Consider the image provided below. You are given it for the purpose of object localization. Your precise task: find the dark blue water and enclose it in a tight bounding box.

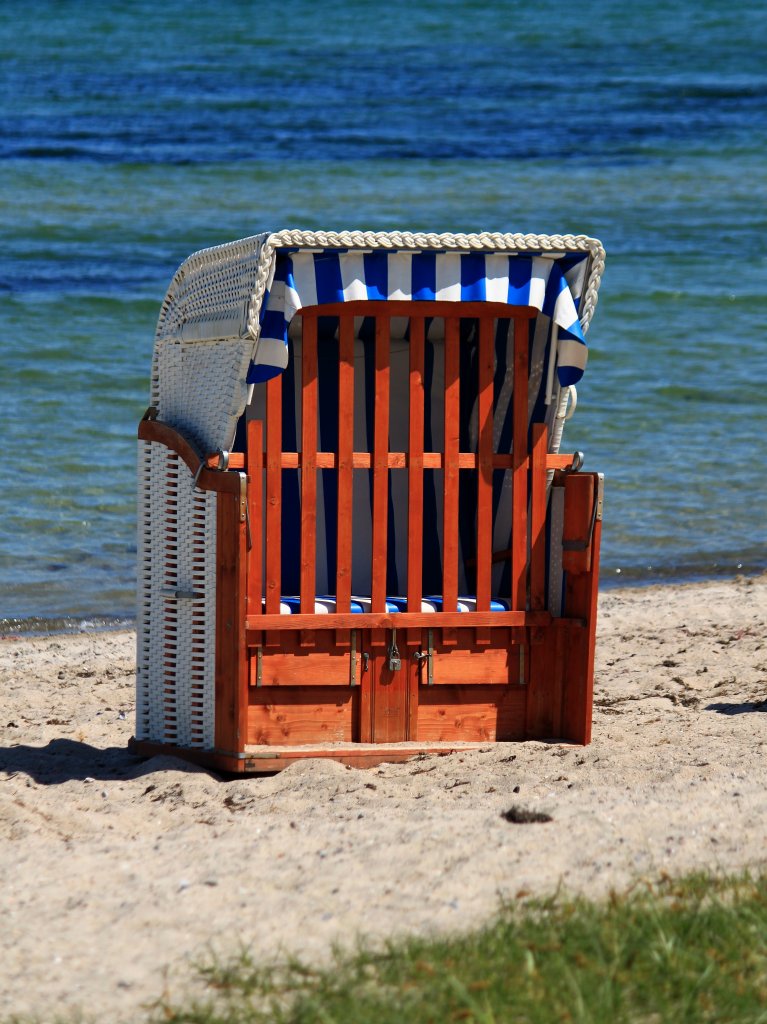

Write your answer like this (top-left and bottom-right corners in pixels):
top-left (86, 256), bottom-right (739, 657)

top-left (1, 0), bottom-right (765, 629)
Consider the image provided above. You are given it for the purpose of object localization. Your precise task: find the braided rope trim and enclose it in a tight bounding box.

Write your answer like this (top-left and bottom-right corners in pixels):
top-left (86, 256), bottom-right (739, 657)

top-left (245, 229), bottom-right (606, 341)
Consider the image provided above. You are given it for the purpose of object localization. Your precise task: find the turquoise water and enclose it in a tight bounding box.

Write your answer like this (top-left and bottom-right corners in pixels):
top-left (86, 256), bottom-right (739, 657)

top-left (1, 0), bottom-right (766, 628)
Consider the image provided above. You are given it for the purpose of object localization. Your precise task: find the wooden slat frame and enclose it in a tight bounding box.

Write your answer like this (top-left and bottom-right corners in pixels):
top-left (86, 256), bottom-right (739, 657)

top-left (442, 316), bottom-right (460, 644)
top-left (529, 421), bottom-right (548, 611)
top-left (510, 316), bottom-right (529, 611)
top-left (371, 315), bottom-right (390, 616)
top-left (475, 313), bottom-right (494, 644)
top-left (246, 419), bottom-right (263, 654)
top-left (265, 375), bottom-right (282, 646)
top-left (299, 314), bottom-right (318, 648)
top-left (407, 316), bottom-right (425, 615)
top-left (336, 313), bottom-right (355, 643)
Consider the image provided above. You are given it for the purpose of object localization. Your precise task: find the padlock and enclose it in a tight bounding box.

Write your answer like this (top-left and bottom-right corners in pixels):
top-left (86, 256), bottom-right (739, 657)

top-left (387, 630), bottom-right (401, 672)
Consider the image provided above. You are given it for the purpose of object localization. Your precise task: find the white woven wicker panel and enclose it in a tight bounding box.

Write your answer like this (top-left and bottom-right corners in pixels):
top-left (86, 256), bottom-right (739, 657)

top-left (151, 234), bottom-right (269, 453)
top-left (136, 443), bottom-right (217, 749)
top-left (155, 338), bottom-right (254, 454)
top-left (156, 233), bottom-right (269, 343)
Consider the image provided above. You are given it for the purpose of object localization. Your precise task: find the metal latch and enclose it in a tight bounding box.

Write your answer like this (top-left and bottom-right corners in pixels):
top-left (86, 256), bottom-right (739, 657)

top-left (413, 629), bottom-right (434, 685)
top-left (387, 628), bottom-right (401, 672)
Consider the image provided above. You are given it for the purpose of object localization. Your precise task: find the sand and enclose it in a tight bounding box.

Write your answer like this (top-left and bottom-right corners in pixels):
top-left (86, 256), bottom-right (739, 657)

top-left (1, 575), bottom-right (765, 1022)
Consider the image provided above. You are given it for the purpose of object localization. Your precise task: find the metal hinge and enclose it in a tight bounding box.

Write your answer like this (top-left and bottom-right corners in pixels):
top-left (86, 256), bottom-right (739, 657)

top-left (349, 630), bottom-right (359, 686)
top-left (255, 645), bottom-right (263, 687)
top-left (562, 473), bottom-right (605, 552)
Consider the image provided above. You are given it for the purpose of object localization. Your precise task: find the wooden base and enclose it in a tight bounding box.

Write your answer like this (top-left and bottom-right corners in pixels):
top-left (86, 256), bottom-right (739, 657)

top-left (129, 737), bottom-right (488, 774)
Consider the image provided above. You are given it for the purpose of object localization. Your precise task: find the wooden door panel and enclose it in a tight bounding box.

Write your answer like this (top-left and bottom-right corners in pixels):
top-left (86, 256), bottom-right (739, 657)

top-left (248, 686), bottom-right (357, 745)
top-left (250, 631), bottom-right (357, 687)
top-left (420, 629), bottom-right (525, 687)
top-left (417, 685), bottom-right (526, 742)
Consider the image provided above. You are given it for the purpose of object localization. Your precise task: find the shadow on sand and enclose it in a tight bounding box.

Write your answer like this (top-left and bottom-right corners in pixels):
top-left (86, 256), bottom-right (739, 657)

top-left (0, 738), bottom-right (212, 785)
top-left (706, 700), bottom-right (767, 716)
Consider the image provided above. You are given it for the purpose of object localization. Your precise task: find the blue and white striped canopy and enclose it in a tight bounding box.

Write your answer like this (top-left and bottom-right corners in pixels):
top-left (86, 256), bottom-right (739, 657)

top-left (249, 249), bottom-right (590, 386)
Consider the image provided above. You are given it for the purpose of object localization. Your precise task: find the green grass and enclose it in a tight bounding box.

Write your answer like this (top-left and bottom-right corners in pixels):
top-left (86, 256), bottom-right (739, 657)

top-left (150, 872), bottom-right (767, 1024)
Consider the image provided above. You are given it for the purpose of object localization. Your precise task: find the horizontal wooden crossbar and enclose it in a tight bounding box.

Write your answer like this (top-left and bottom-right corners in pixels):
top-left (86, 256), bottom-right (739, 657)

top-left (246, 610), bottom-right (555, 632)
top-left (298, 301), bottom-right (540, 320)
top-left (257, 452), bottom-right (577, 471)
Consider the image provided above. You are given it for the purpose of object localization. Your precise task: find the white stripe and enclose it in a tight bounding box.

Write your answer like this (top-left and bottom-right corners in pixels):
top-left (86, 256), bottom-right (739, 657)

top-left (290, 253), bottom-right (318, 310)
top-left (435, 252), bottom-right (461, 302)
top-left (565, 259), bottom-right (587, 297)
top-left (552, 285), bottom-right (579, 332)
top-left (388, 253), bottom-right (412, 300)
top-left (341, 252), bottom-right (368, 302)
top-left (545, 324), bottom-right (559, 405)
top-left (253, 336), bottom-right (290, 369)
top-left (558, 337), bottom-right (588, 372)
top-left (529, 256), bottom-right (553, 310)
top-left (484, 254), bottom-right (508, 303)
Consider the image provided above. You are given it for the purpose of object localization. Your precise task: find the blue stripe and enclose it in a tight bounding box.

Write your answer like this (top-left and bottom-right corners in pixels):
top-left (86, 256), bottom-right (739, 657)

top-left (506, 256), bottom-right (532, 305)
top-left (558, 363), bottom-right (584, 386)
top-left (314, 252), bottom-right (344, 305)
top-left (562, 317), bottom-right (586, 343)
top-left (460, 253), bottom-right (486, 301)
top-left (260, 308), bottom-right (288, 342)
top-left (246, 361), bottom-right (283, 384)
top-left (273, 256), bottom-right (290, 284)
top-left (411, 252), bottom-right (436, 300)
top-left (542, 264), bottom-right (566, 320)
top-left (363, 251), bottom-right (388, 301)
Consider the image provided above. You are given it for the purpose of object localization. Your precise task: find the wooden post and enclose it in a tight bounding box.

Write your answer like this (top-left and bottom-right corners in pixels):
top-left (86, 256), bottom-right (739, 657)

top-left (214, 477), bottom-right (248, 755)
top-left (560, 473), bottom-right (601, 744)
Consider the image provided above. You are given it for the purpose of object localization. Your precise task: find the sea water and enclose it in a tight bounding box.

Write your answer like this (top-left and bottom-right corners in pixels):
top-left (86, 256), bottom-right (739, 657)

top-left (1, 0), bottom-right (765, 629)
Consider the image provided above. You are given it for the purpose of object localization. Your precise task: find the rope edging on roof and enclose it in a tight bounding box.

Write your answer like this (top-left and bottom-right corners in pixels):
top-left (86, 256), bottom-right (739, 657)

top-left (245, 230), bottom-right (605, 344)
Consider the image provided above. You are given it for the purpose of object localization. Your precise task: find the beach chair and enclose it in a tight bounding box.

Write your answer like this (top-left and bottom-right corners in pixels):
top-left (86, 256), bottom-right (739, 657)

top-left (132, 230), bottom-right (606, 772)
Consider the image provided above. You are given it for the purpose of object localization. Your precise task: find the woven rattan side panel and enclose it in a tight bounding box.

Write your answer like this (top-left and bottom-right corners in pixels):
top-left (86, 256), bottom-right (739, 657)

top-left (155, 338), bottom-right (255, 455)
top-left (136, 441), bottom-right (217, 748)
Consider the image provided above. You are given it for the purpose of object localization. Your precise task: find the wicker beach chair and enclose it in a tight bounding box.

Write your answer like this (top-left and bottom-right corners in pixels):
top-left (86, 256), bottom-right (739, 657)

top-left (133, 230), bottom-right (606, 772)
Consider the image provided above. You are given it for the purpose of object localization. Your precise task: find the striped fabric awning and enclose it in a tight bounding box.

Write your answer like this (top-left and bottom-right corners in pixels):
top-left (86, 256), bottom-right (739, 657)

top-left (249, 249), bottom-right (590, 385)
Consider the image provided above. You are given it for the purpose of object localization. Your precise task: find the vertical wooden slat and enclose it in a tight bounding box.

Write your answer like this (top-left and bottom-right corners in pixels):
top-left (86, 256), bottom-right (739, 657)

top-left (407, 316), bottom-right (425, 614)
top-left (265, 374), bottom-right (282, 646)
top-left (371, 315), bottom-right (390, 614)
top-left (442, 316), bottom-right (460, 639)
top-left (246, 418), bottom-right (263, 662)
top-left (214, 481), bottom-right (248, 754)
top-left (475, 314), bottom-right (494, 645)
top-left (510, 317), bottom-right (529, 611)
top-left (529, 421), bottom-right (548, 611)
top-left (300, 313), bottom-right (318, 646)
top-left (336, 314), bottom-right (355, 644)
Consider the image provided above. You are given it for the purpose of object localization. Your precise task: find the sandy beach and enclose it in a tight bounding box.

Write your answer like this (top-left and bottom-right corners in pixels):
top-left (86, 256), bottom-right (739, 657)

top-left (1, 575), bottom-right (765, 1022)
